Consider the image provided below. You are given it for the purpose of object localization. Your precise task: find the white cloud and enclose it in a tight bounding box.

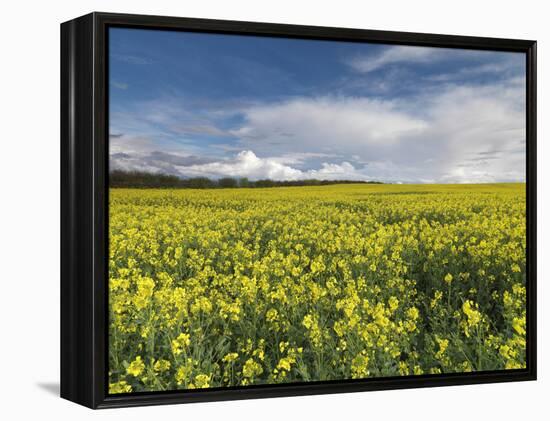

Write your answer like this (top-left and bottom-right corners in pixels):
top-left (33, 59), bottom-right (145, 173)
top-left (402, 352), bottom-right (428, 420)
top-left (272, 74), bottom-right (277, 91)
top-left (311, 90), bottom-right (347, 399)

top-left (173, 150), bottom-right (369, 181)
top-left (426, 63), bottom-right (515, 82)
top-left (231, 96), bottom-right (428, 152)
top-left (109, 65), bottom-right (525, 184)
top-left (178, 150), bottom-right (301, 180)
top-left (307, 161), bottom-right (363, 179)
top-left (348, 46), bottom-right (443, 73)
top-left (110, 75), bottom-right (526, 184)
top-left (226, 78), bottom-right (525, 183)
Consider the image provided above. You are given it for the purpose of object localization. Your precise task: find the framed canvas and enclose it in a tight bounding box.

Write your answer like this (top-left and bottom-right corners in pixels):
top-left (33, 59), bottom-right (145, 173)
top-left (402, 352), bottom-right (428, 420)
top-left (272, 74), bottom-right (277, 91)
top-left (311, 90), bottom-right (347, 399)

top-left (60, 12), bottom-right (537, 409)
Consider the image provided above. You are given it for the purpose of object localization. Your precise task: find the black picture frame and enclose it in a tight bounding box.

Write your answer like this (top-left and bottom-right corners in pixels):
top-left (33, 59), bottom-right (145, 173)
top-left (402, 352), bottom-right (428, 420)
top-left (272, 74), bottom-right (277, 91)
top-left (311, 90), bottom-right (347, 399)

top-left (61, 11), bottom-right (537, 409)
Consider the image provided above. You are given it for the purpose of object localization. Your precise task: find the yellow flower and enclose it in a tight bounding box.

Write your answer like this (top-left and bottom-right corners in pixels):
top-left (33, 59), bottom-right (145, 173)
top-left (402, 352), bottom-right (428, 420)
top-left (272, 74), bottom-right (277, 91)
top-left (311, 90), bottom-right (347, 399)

top-left (302, 314), bottom-right (314, 329)
top-left (153, 359), bottom-right (171, 372)
top-left (222, 352), bottom-right (239, 363)
top-left (109, 380), bottom-right (132, 394)
top-left (431, 290), bottom-right (443, 308)
top-left (175, 359), bottom-right (194, 385)
top-left (388, 296), bottom-right (399, 312)
top-left (276, 356), bottom-right (295, 371)
top-left (413, 365), bottom-right (424, 375)
top-left (266, 308), bottom-right (279, 322)
top-left (242, 358), bottom-right (263, 378)
top-left (126, 356), bottom-right (145, 377)
top-left (406, 307), bottom-right (419, 320)
top-left (171, 333), bottom-right (191, 356)
top-left (190, 296), bottom-right (213, 315)
top-left (512, 317), bottom-right (526, 336)
top-left (194, 374), bottom-right (211, 388)
top-left (462, 300), bottom-right (481, 327)
top-left (435, 337), bottom-right (449, 359)
top-left (351, 354), bottom-right (369, 378)
top-left (108, 183), bottom-right (527, 389)
top-left (499, 344), bottom-right (512, 359)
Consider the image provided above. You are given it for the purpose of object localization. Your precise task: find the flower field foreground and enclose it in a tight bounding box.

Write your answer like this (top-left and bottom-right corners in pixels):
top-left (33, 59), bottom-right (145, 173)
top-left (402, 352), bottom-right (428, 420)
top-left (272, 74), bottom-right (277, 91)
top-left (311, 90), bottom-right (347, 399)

top-left (108, 183), bottom-right (526, 393)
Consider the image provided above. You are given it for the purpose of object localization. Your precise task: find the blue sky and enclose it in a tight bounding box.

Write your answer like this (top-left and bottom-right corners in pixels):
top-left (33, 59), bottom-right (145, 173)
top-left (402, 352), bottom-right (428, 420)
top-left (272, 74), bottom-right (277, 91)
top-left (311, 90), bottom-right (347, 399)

top-left (109, 27), bottom-right (526, 183)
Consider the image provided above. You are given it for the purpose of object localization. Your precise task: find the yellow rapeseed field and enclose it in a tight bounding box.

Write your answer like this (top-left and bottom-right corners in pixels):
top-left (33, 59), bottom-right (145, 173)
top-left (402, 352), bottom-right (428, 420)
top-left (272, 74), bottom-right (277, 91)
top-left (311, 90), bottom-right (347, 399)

top-left (108, 183), bottom-right (526, 393)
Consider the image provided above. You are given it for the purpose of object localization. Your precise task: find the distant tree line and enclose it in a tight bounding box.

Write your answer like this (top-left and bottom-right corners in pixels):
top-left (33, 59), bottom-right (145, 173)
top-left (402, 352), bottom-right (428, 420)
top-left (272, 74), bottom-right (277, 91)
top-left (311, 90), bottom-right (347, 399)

top-left (109, 170), bottom-right (383, 189)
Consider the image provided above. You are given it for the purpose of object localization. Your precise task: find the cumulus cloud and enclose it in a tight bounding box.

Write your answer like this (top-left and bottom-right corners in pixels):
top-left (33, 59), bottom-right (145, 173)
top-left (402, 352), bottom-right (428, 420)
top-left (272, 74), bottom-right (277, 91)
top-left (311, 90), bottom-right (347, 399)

top-left (225, 77), bottom-right (525, 183)
top-left (231, 96), bottom-right (428, 151)
top-left (172, 150), bottom-right (369, 181)
top-left (108, 31), bottom-right (526, 184)
top-left (110, 75), bottom-right (525, 184)
top-left (109, 69), bottom-right (525, 183)
top-left (110, 149), bottom-right (375, 181)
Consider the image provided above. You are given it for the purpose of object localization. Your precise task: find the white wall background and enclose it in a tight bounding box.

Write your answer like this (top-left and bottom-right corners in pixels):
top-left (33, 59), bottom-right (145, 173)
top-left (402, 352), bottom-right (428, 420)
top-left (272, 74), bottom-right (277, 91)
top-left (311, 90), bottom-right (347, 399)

top-left (1, 0), bottom-right (546, 418)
